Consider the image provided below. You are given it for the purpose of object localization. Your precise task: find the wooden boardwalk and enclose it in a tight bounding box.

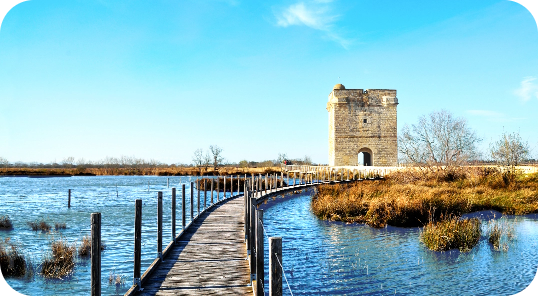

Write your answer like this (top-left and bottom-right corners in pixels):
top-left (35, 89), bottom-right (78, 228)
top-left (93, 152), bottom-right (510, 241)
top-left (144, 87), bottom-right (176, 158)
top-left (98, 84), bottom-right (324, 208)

top-left (137, 196), bottom-right (252, 296)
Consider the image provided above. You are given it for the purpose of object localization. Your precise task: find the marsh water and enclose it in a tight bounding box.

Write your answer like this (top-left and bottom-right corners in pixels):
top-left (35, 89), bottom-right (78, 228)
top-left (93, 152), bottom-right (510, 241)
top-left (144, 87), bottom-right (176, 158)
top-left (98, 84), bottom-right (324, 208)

top-left (0, 176), bottom-right (537, 296)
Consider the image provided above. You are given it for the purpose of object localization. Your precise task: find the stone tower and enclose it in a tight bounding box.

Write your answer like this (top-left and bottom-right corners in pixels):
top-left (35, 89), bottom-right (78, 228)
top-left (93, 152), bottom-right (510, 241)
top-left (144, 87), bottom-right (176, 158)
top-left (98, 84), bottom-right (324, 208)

top-left (327, 84), bottom-right (398, 167)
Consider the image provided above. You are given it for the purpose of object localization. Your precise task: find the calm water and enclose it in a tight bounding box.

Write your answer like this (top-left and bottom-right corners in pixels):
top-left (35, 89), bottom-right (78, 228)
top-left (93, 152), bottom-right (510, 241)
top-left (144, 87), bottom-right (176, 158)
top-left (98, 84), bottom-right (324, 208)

top-left (0, 175), bottom-right (224, 296)
top-left (260, 188), bottom-right (538, 296)
top-left (2, 177), bottom-right (537, 296)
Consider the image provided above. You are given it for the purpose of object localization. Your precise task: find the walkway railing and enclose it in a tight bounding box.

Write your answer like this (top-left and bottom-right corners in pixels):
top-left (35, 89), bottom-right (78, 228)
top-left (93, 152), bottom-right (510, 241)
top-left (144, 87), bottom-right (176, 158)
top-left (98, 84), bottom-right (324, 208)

top-left (243, 170), bottom-right (383, 295)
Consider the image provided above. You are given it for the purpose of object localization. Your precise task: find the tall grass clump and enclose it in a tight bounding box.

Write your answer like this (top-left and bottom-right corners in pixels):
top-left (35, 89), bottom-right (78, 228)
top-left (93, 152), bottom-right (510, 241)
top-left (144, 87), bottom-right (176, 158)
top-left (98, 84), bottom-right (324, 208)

top-left (0, 238), bottom-right (31, 277)
top-left (78, 235), bottom-right (106, 257)
top-left (0, 215), bottom-right (13, 230)
top-left (28, 219), bottom-right (51, 232)
top-left (487, 217), bottom-right (515, 251)
top-left (54, 222), bottom-right (66, 230)
top-left (40, 238), bottom-right (76, 278)
top-left (421, 215), bottom-right (481, 252)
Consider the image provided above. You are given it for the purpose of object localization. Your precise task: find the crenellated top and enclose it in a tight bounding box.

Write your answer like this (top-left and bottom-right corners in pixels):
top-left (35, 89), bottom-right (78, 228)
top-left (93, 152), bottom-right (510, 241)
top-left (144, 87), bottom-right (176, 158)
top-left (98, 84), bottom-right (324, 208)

top-left (328, 88), bottom-right (398, 107)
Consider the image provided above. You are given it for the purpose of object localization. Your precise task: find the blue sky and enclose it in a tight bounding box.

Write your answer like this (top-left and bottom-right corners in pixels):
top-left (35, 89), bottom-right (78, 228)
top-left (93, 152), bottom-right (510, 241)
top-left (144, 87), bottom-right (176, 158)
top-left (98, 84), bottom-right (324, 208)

top-left (0, 0), bottom-right (537, 165)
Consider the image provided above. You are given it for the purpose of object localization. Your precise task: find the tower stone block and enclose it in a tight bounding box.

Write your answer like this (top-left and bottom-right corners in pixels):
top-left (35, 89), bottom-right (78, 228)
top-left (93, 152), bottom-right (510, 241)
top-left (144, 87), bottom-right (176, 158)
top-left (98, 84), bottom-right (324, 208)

top-left (327, 84), bottom-right (398, 167)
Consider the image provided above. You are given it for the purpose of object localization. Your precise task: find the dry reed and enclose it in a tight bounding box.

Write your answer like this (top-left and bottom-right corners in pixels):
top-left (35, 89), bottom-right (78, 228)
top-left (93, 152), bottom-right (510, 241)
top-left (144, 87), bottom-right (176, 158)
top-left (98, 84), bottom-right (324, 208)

top-left (0, 238), bottom-right (29, 277)
top-left (40, 238), bottom-right (76, 278)
top-left (421, 215), bottom-right (482, 252)
top-left (0, 215), bottom-right (13, 230)
top-left (54, 222), bottom-right (66, 230)
top-left (28, 219), bottom-right (51, 232)
top-left (487, 217), bottom-right (515, 251)
top-left (78, 235), bottom-right (106, 257)
top-left (312, 168), bottom-right (538, 228)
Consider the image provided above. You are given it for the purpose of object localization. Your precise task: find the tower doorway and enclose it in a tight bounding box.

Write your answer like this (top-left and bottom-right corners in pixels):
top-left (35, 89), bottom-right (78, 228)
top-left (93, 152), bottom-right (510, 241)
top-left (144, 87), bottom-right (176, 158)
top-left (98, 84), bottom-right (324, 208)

top-left (358, 148), bottom-right (373, 166)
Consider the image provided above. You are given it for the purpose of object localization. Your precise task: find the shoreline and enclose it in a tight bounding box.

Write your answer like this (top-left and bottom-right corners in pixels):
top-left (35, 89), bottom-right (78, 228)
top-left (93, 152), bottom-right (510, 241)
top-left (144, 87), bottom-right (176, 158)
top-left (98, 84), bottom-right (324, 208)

top-left (0, 166), bottom-right (283, 177)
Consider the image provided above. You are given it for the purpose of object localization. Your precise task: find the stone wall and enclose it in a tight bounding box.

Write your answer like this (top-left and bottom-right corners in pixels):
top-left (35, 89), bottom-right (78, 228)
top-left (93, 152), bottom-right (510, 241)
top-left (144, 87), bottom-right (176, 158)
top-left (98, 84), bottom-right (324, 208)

top-left (327, 86), bottom-right (398, 166)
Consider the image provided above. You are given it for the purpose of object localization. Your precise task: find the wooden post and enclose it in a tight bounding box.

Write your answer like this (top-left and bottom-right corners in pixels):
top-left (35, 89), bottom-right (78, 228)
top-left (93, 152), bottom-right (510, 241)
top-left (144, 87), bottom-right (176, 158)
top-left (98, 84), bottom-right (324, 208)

top-left (68, 189), bottom-right (71, 208)
top-left (251, 173), bottom-right (255, 191)
top-left (167, 178), bottom-right (169, 188)
top-left (197, 180), bottom-right (200, 216)
top-left (217, 176), bottom-right (220, 202)
top-left (237, 175), bottom-right (241, 196)
top-left (224, 176), bottom-right (227, 199)
top-left (182, 185), bottom-right (186, 230)
top-left (157, 191), bottom-right (163, 259)
top-left (172, 188), bottom-right (176, 241)
top-left (256, 209), bottom-right (264, 295)
top-left (244, 186), bottom-right (249, 244)
top-left (134, 200), bottom-right (142, 290)
top-left (209, 178), bottom-right (213, 204)
top-left (91, 212), bottom-right (101, 296)
top-left (204, 179), bottom-right (207, 209)
top-left (269, 237), bottom-right (282, 296)
top-left (265, 173), bottom-right (268, 194)
top-left (190, 182), bottom-right (194, 222)
top-left (249, 197), bottom-right (256, 277)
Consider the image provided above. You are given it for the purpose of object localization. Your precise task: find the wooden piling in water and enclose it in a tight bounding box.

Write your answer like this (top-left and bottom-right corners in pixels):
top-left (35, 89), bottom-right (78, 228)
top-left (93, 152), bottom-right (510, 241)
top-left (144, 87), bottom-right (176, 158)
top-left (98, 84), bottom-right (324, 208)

top-left (269, 237), bottom-right (282, 296)
top-left (172, 188), bottom-right (176, 241)
top-left (157, 191), bottom-right (163, 259)
top-left (68, 189), bottom-right (71, 208)
top-left (91, 212), bottom-right (101, 296)
top-left (256, 209), bottom-right (264, 296)
top-left (204, 179), bottom-right (207, 209)
top-left (217, 177), bottom-right (220, 201)
top-left (182, 185), bottom-right (186, 230)
top-left (197, 180), bottom-right (200, 216)
top-left (211, 179), bottom-right (214, 204)
top-left (134, 199), bottom-right (142, 290)
top-left (190, 182), bottom-right (194, 222)
top-left (224, 176), bottom-right (227, 199)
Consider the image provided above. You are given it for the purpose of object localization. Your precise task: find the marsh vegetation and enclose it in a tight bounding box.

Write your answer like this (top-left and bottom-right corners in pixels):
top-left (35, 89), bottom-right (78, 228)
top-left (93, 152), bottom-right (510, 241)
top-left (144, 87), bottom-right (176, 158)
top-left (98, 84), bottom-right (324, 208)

top-left (312, 168), bottom-right (537, 251)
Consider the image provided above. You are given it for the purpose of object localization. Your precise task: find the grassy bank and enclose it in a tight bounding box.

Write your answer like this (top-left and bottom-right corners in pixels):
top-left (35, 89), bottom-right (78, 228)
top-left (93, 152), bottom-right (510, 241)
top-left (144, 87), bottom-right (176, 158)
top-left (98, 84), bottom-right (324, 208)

top-left (312, 168), bottom-right (538, 228)
top-left (0, 166), bottom-right (282, 176)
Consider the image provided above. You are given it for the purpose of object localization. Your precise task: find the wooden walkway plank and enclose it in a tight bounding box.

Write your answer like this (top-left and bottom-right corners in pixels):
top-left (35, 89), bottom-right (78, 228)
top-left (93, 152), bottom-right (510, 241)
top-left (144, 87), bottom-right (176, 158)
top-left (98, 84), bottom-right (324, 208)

top-left (136, 196), bottom-right (253, 296)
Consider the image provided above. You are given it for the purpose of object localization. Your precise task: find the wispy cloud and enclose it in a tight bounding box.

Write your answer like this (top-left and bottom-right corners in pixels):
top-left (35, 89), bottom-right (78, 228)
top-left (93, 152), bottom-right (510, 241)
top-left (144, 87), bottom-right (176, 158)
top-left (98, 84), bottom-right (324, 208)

top-left (275, 1), bottom-right (350, 48)
top-left (514, 76), bottom-right (538, 102)
top-left (466, 110), bottom-right (525, 122)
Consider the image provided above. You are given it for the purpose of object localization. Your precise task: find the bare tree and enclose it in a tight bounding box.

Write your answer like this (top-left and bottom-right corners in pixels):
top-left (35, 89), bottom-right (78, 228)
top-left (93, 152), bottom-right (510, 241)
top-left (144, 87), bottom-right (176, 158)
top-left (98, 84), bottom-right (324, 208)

top-left (0, 157), bottom-right (9, 168)
top-left (398, 110), bottom-right (481, 169)
top-left (276, 153), bottom-right (288, 165)
top-left (192, 149), bottom-right (204, 167)
top-left (209, 145), bottom-right (223, 170)
top-left (203, 151), bottom-right (212, 170)
top-left (62, 156), bottom-right (75, 168)
top-left (490, 131), bottom-right (529, 171)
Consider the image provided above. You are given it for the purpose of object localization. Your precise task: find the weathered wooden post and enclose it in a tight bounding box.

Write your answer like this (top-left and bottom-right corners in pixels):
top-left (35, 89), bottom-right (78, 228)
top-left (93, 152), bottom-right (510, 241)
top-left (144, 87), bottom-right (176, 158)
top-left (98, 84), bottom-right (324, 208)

top-left (251, 173), bottom-right (255, 191)
top-left (244, 184), bottom-right (249, 244)
top-left (203, 179), bottom-right (207, 209)
top-left (190, 182), bottom-right (194, 222)
top-left (249, 197), bottom-right (257, 278)
top-left (256, 209), bottom-right (264, 295)
top-left (91, 212), bottom-right (101, 296)
top-left (134, 199), bottom-right (142, 290)
top-left (269, 237), bottom-right (282, 296)
top-left (68, 189), bottom-right (71, 208)
top-left (224, 176), bottom-right (227, 199)
top-left (167, 178), bottom-right (169, 188)
top-left (217, 177), bottom-right (220, 202)
top-left (182, 185), bottom-right (186, 230)
top-left (197, 180), bottom-right (200, 216)
top-left (172, 188), bottom-right (176, 241)
top-left (157, 191), bottom-right (163, 259)
top-left (238, 175), bottom-right (241, 196)
top-left (211, 178), bottom-right (214, 204)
